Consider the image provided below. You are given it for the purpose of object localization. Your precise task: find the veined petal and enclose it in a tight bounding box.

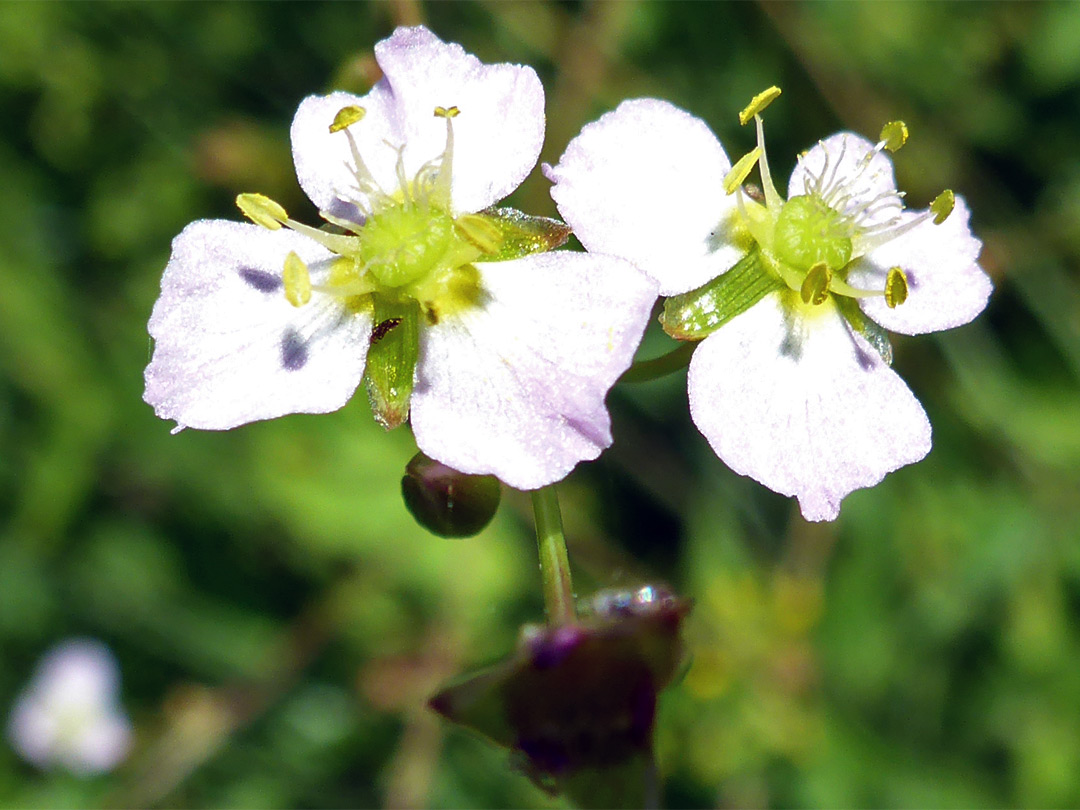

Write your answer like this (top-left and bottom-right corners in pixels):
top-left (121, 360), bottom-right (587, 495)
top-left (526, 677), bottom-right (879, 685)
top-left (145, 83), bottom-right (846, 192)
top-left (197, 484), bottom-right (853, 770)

top-left (291, 87), bottom-right (401, 220)
top-left (545, 98), bottom-right (741, 296)
top-left (687, 293), bottom-right (931, 521)
top-left (144, 221), bottom-right (371, 430)
top-left (788, 132), bottom-right (899, 228)
top-left (410, 252), bottom-right (657, 490)
top-left (374, 25), bottom-right (545, 214)
top-left (847, 196), bottom-right (992, 335)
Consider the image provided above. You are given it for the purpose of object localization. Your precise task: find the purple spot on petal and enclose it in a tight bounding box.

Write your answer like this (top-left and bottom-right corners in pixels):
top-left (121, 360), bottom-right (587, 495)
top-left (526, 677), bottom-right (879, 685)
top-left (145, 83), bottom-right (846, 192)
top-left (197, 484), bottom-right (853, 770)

top-left (239, 267), bottom-right (282, 293)
top-left (281, 329), bottom-right (308, 371)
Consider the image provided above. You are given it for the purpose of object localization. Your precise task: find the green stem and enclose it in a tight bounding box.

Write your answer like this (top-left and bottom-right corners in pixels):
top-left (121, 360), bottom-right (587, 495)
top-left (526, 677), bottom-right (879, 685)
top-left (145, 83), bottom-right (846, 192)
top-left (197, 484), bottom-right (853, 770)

top-left (531, 485), bottom-right (576, 626)
top-left (619, 341), bottom-right (698, 384)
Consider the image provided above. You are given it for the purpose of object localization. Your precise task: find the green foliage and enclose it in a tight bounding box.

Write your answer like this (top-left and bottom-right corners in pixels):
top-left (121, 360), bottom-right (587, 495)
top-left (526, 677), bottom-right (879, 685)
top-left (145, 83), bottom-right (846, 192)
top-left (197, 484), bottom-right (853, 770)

top-left (0, 2), bottom-right (1078, 808)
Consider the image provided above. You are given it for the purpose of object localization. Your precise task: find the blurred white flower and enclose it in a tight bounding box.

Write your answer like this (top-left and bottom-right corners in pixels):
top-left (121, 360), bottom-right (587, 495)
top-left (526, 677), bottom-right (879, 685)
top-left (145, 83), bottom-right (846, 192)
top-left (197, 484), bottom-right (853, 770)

top-left (7, 639), bottom-right (132, 775)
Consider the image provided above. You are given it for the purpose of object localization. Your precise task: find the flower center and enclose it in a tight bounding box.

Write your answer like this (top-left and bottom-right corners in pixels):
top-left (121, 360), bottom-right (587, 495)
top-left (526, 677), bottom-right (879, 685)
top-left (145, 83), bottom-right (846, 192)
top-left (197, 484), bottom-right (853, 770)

top-left (773, 195), bottom-right (852, 274)
top-left (235, 104), bottom-right (486, 321)
top-left (723, 87), bottom-right (957, 311)
top-left (360, 204), bottom-right (455, 288)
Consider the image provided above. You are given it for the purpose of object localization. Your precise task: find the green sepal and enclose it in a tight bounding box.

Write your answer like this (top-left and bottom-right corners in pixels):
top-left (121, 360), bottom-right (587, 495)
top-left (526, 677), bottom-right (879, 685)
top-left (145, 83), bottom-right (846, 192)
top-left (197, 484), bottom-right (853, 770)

top-left (454, 207), bottom-right (571, 263)
top-left (660, 249), bottom-right (783, 340)
top-left (364, 295), bottom-right (421, 429)
top-left (835, 295), bottom-right (893, 365)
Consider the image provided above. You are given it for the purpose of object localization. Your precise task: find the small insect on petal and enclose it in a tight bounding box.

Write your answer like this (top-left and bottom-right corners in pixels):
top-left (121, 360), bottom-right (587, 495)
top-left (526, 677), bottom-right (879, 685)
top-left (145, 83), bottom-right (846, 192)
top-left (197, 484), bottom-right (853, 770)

top-left (371, 317), bottom-right (403, 344)
top-left (885, 266), bottom-right (909, 308)
top-left (800, 261), bottom-right (832, 306)
top-left (329, 105), bottom-right (366, 133)
top-left (283, 251), bottom-right (312, 307)
top-left (739, 86), bottom-right (782, 126)
top-left (931, 189), bottom-right (955, 225)
top-left (236, 193), bottom-right (287, 230)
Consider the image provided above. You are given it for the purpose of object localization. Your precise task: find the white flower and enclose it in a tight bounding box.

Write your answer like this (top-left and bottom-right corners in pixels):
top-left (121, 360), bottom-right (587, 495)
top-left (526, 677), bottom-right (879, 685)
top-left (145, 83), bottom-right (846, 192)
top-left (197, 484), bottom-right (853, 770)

top-left (144, 26), bottom-right (657, 490)
top-left (546, 94), bottom-right (992, 520)
top-left (7, 639), bottom-right (132, 775)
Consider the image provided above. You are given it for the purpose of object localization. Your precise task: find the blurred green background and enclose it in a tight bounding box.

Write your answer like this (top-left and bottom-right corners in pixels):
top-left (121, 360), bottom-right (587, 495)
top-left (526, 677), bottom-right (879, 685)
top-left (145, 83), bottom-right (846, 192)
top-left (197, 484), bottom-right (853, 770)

top-left (1, 1), bottom-right (1079, 807)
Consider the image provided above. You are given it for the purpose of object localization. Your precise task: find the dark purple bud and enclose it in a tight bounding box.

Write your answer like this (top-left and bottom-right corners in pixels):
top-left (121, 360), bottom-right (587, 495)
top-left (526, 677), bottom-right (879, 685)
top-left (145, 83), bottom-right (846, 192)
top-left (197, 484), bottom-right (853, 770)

top-left (401, 452), bottom-right (501, 538)
top-left (429, 586), bottom-right (691, 807)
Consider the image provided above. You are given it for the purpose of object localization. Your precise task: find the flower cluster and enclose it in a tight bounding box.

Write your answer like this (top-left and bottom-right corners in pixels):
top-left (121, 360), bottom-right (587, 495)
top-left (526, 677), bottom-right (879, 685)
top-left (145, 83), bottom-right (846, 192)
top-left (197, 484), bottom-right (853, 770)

top-left (145, 29), bottom-right (990, 521)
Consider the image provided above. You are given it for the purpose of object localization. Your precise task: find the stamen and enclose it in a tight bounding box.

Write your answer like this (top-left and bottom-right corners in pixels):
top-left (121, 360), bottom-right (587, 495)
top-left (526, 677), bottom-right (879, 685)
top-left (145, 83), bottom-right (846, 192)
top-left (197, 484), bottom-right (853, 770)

top-left (431, 105), bottom-right (459, 205)
top-left (755, 115), bottom-right (783, 212)
top-left (329, 109), bottom-right (390, 211)
top-left (329, 105), bottom-right (366, 134)
top-left (931, 189), bottom-right (955, 224)
top-left (723, 147), bottom-right (762, 195)
top-left (800, 262), bottom-right (832, 306)
top-left (884, 266), bottom-right (908, 308)
top-left (283, 252), bottom-right (312, 307)
top-left (392, 143), bottom-right (412, 204)
top-left (738, 86), bottom-right (781, 126)
top-left (879, 121), bottom-right (908, 153)
top-left (319, 208), bottom-right (365, 234)
top-left (278, 217), bottom-right (359, 256)
top-left (236, 193), bottom-right (287, 230)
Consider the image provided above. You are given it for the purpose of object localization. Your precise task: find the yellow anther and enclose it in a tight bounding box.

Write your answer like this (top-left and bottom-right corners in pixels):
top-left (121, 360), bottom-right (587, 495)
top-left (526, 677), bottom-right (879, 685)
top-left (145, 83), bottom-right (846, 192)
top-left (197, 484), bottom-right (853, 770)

top-left (930, 189), bottom-right (955, 224)
top-left (434, 106), bottom-right (460, 119)
top-left (723, 146), bottom-right (763, 195)
top-left (329, 105), bottom-right (366, 134)
top-left (283, 251), bottom-right (312, 307)
top-left (738, 86), bottom-right (782, 126)
top-left (800, 262), bottom-right (832, 306)
top-left (236, 193), bottom-right (287, 230)
top-left (879, 120), bottom-right (909, 153)
top-left (884, 266), bottom-right (908, 308)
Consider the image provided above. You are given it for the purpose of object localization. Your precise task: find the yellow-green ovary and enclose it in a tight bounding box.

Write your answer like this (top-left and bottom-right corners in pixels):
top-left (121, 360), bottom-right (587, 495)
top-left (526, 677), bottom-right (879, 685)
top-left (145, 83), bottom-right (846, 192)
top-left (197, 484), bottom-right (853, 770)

top-left (360, 205), bottom-right (455, 288)
top-left (772, 195), bottom-right (852, 273)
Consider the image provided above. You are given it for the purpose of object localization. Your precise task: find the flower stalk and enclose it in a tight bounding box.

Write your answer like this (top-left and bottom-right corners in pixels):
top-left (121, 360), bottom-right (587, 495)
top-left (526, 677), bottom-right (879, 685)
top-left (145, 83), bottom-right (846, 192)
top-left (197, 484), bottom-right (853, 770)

top-left (531, 485), bottom-right (576, 626)
top-left (619, 341), bottom-right (697, 383)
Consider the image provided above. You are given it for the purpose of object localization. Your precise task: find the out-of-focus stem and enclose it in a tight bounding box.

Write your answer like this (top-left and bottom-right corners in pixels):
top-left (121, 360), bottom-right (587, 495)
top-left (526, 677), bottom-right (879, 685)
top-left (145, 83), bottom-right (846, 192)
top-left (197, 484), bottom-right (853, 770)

top-left (531, 485), bottom-right (576, 626)
top-left (619, 341), bottom-right (697, 384)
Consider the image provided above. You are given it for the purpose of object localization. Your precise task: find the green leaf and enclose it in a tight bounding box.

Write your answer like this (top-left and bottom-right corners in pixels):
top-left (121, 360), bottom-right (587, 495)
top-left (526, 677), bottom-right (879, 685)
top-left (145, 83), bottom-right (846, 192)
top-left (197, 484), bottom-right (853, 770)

top-left (364, 295), bottom-right (421, 429)
top-left (836, 295), bottom-right (893, 365)
top-left (455, 207), bottom-right (571, 262)
top-left (660, 249), bottom-right (782, 340)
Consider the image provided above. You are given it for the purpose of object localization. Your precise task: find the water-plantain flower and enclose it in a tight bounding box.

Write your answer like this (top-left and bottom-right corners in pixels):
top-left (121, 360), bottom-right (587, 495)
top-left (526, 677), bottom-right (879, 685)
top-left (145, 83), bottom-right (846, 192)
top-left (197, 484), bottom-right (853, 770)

top-left (7, 639), bottom-right (132, 775)
top-left (546, 93), bottom-right (992, 520)
top-left (144, 26), bottom-right (657, 490)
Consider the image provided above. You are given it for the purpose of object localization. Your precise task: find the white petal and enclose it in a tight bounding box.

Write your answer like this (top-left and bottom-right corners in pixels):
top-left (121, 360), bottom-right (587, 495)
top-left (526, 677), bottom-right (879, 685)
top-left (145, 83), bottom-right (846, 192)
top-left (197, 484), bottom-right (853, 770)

top-left (145, 221), bottom-right (371, 431)
top-left (545, 98), bottom-right (741, 295)
top-left (847, 195), bottom-right (992, 335)
top-left (688, 293), bottom-right (932, 521)
top-left (374, 25), bottom-right (544, 214)
top-left (410, 252), bottom-right (657, 489)
top-left (35, 639), bottom-right (120, 705)
top-left (291, 28), bottom-right (543, 219)
top-left (290, 87), bottom-right (402, 220)
top-left (65, 710), bottom-right (132, 774)
top-left (787, 132), bottom-right (899, 228)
